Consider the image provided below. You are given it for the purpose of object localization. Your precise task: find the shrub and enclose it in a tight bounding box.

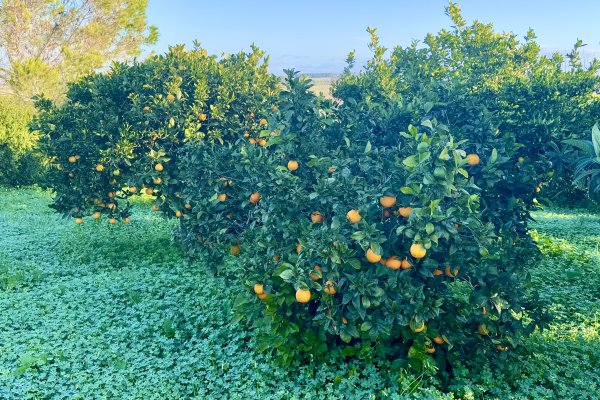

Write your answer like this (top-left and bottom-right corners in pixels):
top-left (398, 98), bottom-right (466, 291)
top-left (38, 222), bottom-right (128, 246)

top-left (0, 96), bottom-right (41, 185)
top-left (33, 43), bottom-right (279, 220)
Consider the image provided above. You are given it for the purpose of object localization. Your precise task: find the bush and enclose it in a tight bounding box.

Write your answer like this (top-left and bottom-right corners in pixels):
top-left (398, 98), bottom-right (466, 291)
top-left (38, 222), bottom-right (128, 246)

top-left (0, 96), bottom-right (41, 185)
top-left (35, 8), bottom-right (557, 378)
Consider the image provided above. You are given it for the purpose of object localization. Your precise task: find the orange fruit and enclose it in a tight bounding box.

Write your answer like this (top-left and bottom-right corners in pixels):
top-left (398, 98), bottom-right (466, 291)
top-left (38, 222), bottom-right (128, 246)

top-left (253, 283), bottom-right (264, 295)
top-left (108, 203), bottom-right (116, 210)
top-left (386, 256), bottom-right (402, 270)
top-left (401, 259), bottom-right (412, 270)
top-left (155, 163), bottom-right (164, 172)
top-left (258, 138), bottom-right (267, 147)
top-left (296, 242), bottom-right (303, 253)
top-left (175, 210), bottom-right (182, 218)
top-left (152, 204), bottom-right (160, 212)
top-left (366, 248), bottom-right (382, 263)
top-left (445, 266), bottom-right (458, 278)
top-left (143, 106), bottom-right (151, 112)
top-left (249, 192), bottom-right (261, 204)
top-left (309, 267), bottom-right (322, 281)
top-left (466, 154), bottom-right (480, 165)
top-left (342, 317), bottom-right (348, 324)
top-left (249, 112), bottom-right (255, 119)
top-left (287, 160), bottom-right (299, 171)
top-left (380, 196), bottom-right (396, 208)
top-left (410, 319), bottom-right (425, 333)
top-left (68, 156), bottom-right (77, 163)
top-left (383, 210), bottom-right (391, 219)
top-left (109, 218), bottom-right (117, 224)
top-left (92, 212), bottom-right (101, 220)
top-left (145, 188), bottom-right (154, 196)
top-left (257, 293), bottom-right (268, 300)
top-left (259, 118), bottom-right (268, 126)
top-left (311, 211), bottom-right (324, 223)
top-left (185, 203), bottom-right (192, 209)
top-left (95, 164), bottom-right (104, 172)
top-left (482, 306), bottom-right (487, 315)
top-left (230, 245), bottom-right (241, 256)
top-left (324, 280), bottom-right (336, 295)
top-left (108, 192), bottom-right (116, 198)
top-left (243, 131), bottom-right (250, 137)
top-left (75, 217), bottom-right (83, 225)
top-left (328, 166), bottom-right (335, 174)
top-left (199, 113), bottom-right (207, 121)
top-left (166, 93), bottom-right (175, 102)
top-left (218, 193), bottom-right (227, 202)
top-left (432, 268), bottom-right (443, 276)
top-left (273, 255), bottom-right (280, 262)
top-left (433, 336), bottom-right (444, 345)
top-left (496, 345), bottom-right (508, 351)
top-left (410, 243), bottom-right (426, 259)
top-left (128, 186), bottom-right (137, 193)
top-left (123, 217), bottom-right (130, 224)
top-left (426, 347), bottom-right (435, 354)
top-left (399, 207), bottom-right (414, 218)
top-left (478, 324), bottom-right (489, 336)
top-left (153, 177), bottom-right (162, 185)
top-left (346, 209), bottom-right (362, 224)
top-left (535, 186), bottom-right (541, 193)
top-left (295, 289), bottom-right (311, 303)
top-left (249, 138), bottom-right (257, 145)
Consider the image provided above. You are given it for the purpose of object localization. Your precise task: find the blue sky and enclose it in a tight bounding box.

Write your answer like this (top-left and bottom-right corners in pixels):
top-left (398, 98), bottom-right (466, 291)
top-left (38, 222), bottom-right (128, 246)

top-left (146, 0), bottom-right (600, 74)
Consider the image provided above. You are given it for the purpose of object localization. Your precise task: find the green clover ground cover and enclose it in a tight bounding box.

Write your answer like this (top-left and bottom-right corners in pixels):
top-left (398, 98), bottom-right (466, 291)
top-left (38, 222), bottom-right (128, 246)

top-left (0, 188), bottom-right (598, 399)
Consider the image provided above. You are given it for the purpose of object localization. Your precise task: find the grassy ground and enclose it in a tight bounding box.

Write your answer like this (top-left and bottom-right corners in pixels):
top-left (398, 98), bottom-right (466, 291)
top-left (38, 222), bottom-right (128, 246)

top-left (308, 77), bottom-right (334, 98)
top-left (0, 188), bottom-right (598, 399)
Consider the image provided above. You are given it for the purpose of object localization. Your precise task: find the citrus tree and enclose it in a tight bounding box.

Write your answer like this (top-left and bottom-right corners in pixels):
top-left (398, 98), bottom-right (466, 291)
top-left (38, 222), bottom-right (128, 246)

top-left (33, 43), bottom-right (279, 224)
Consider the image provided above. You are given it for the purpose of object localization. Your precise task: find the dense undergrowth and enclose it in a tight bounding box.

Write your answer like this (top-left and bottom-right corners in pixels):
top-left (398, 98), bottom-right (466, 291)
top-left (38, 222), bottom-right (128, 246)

top-left (0, 188), bottom-right (598, 399)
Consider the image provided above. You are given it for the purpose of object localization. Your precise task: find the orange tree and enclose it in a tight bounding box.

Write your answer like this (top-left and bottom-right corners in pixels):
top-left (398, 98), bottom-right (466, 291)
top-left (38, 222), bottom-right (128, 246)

top-left (32, 43), bottom-right (279, 224)
top-left (230, 71), bottom-right (549, 373)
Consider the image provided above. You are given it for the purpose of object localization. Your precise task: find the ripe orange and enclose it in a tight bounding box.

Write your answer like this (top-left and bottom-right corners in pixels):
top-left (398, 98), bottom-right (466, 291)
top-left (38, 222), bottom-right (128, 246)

top-left (199, 113), bottom-right (207, 121)
top-left (482, 306), bottom-right (487, 315)
top-left (342, 317), bottom-right (348, 324)
top-left (399, 207), bottom-right (414, 218)
top-left (386, 256), bottom-right (402, 270)
top-left (366, 248), bottom-right (382, 263)
top-left (445, 266), bottom-right (459, 278)
top-left (328, 166), bottom-right (335, 174)
top-left (401, 259), bottom-right (412, 270)
top-left (153, 177), bottom-right (162, 185)
top-left (380, 196), bottom-right (397, 208)
top-left (257, 293), bottom-right (268, 300)
top-left (128, 186), bottom-right (137, 193)
top-left (259, 118), bottom-right (268, 126)
top-left (346, 209), bottom-right (362, 224)
top-left (478, 324), bottom-right (489, 336)
top-left (166, 93), bottom-right (175, 102)
top-left (249, 192), bottom-right (261, 204)
top-left (433, 336), bottom-right (444, 345)
top-left (410, 319), bottom-right (425, 333)
top-left (287, 160), bottom-right (299, 171)
top-left (230, 245), bottom-right (241, 256)
top-left (249, 112), bottom-right (255, 119)
top-left (145, 188), bottom-right (154, 196)
top-left (311, 211), bottom-right (324, 223)
top-left (123, 217), bottom-right (130, 224)
top-left (109, 218), bottom-right (117, 224)
top-left (143, 106), bottom-right (151, 112)
top-left (296, 242), bottom-right (303, 253)
top-left (92, 212), bottom-right (101, 220)
top-left (108, 203), bottom-right (116, 210)
top-left (309, 266), bottom-right (322, 281)
top-left (243, 131), bottom-right (250, 137)
top-left (218, 193), bottom-right (227, 202)
top-left (175, 210), bottom-right (182, 218)
top-left (108, 192), bottom-right (116, 198)
top-left (75, 217), bottom-right (83, 225)
top-left (535, 186), bottom-right (541, 193)
top-left (432, 268), bottom-right (443, 276)
top-left (426, 347), bottom-right (435, 354)
top-left (152, 204), bottom-right (160, 212)
top-left (410, 243), bottom-right (426, 259)
top-left (253, 283), bottom-right (264, 295)
top-left (466, 154), bottom-right (480, 165)
top-left (496, 345), bottom-right (508, 351)
top-left (95, 164), bottom-right (104, 172)
top-left (273, 255), bottom-right (280, 262)
top-left (68, 156), bottom-right (77, 163)
top-left (383, 210), bottom-right (391, 219)
top-left (295, 289), bottom-right (311, 303)
top-left (185, 203), bottom-right (192, 209)
top-left (155, 163), bottom-right (164, 172)
top-left (324, 280), bottom-right (336, 295)
top-left (258, 138), bottom-right (267, 147)
top-left (249, 138), bottom-right (257, 145)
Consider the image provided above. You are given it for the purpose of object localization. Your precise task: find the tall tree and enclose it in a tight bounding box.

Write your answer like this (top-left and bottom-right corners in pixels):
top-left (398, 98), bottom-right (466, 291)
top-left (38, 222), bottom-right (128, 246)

top-left (0, 0), bottom-right (158, 101)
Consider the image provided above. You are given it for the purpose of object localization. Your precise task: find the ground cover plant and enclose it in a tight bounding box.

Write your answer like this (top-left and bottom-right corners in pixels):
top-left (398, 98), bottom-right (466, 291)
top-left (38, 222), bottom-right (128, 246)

top-left (0, 188), bottom-right (598, 399)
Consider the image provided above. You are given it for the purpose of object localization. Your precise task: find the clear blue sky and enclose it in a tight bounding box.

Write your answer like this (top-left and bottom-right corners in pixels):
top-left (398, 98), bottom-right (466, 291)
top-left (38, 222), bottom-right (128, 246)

top-left (146, 0), bottom-right (600, 74)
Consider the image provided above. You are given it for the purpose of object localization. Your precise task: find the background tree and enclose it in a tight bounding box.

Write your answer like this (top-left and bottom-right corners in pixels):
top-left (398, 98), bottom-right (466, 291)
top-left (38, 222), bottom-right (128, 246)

top-left (0, 0), bottom-right (158, 102)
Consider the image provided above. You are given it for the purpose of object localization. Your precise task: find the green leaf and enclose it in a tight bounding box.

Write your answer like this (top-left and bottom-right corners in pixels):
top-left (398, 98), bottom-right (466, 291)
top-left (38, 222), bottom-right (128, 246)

top-left (364, 141), bottom-right (372, 154)
top-left (439, 147), bottom-right (450, 160)
top-left (403, 155), bottom-right (418, 169)
top-left (360, 322), bottom-right (372, 331)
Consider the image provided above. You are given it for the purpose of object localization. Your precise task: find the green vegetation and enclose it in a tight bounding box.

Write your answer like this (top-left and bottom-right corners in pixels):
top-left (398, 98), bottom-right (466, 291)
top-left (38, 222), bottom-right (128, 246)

top-left (0, 188), bottom-right (598, 399)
